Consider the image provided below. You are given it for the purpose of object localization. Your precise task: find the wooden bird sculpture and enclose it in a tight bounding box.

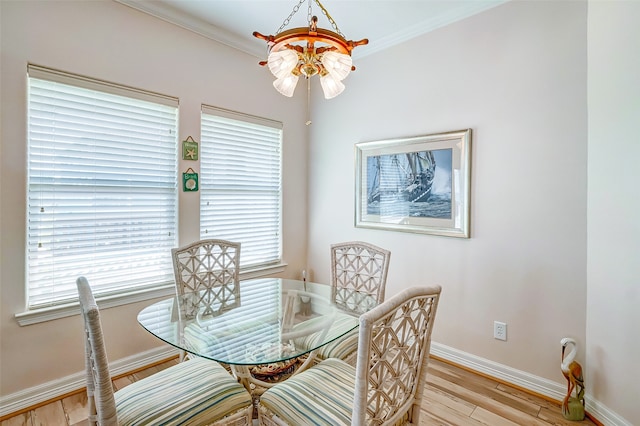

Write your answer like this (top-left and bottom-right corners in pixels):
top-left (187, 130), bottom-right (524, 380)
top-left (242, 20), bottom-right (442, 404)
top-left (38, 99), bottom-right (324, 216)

top-left (560, 337), bottom-right (585, 420)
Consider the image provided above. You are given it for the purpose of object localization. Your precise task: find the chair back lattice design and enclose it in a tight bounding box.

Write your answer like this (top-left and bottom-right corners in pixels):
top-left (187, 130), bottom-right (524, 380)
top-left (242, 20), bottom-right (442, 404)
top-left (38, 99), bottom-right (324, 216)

top-left (331, 241), bottom-right (390, 314)
top-left (353, 286), bottom-right (441, 425)
top-left (172, 239), bottom-right (240, 318)
top-left (77, 276), bottom-right (118, 426)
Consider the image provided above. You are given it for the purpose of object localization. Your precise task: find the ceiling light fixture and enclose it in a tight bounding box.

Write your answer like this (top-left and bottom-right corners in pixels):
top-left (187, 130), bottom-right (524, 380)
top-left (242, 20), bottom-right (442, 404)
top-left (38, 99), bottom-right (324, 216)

top-left (253, 0), bottom-right (368, 102)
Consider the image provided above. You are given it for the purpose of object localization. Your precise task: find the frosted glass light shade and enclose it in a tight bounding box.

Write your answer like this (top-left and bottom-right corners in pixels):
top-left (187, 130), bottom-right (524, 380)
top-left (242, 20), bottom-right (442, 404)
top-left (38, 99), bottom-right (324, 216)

top-left (273, 74), bottom-right (299, 97)
top-left (267, 50), bottom-right (299, 79)
top-left (321, 51), bottom-right (352, 81)
top-left (320, 73), bottom-right (345, 99)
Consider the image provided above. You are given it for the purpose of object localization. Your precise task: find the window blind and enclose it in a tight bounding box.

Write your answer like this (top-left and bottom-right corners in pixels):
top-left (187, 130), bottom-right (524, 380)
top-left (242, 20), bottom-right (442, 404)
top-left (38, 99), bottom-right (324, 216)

top-left (27, 65), bottom-right (178, 309)
top-left (200, 106), bottom-right (282, 270)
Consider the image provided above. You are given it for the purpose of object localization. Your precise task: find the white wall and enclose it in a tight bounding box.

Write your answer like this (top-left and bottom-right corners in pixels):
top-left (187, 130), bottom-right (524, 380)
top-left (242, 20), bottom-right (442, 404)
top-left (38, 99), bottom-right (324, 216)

top-left (307, 1), bottom-right (640, 423)
top-left (2, 1), bottom-right (638, 424)
top-left (309, 0), bottom-right (587, 383)
top-left (0, 0), bottom-right (308, 396)
top-left (587, 1), bottom-right (640, 424)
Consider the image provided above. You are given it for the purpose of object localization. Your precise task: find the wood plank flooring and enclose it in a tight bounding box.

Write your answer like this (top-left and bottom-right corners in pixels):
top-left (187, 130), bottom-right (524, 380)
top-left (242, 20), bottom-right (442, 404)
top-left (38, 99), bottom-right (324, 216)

top-left (1, 357), bottom-right (597, 425)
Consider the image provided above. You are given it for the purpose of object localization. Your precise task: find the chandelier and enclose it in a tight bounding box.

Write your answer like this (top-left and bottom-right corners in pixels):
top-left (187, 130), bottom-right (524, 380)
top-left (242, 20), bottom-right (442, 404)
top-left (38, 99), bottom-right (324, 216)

top-left (253, 0), bottom-right (368, 100)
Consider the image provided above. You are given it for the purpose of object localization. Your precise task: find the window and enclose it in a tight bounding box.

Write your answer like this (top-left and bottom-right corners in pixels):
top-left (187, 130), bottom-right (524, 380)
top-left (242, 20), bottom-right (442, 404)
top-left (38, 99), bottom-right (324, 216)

top-left (200, 106), bottom-right (282, 270)
top-left (26, 65), bottom-right (178, 310)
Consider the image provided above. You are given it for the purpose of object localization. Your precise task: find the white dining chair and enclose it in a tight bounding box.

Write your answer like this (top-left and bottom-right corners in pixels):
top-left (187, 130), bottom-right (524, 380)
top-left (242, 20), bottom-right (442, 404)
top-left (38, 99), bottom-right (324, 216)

top-left (171, 239), bottom-right (241, 361)
top-left (331, 241), bottom-right (391, 309)
top-left (258, 285), bottom-right (442, 425)
top-left (171, 239), bottom-right (241, 314)
top-left (76, 276), bottom-right (253, 426)
top-left (293, 241), bottom-right (391, 365)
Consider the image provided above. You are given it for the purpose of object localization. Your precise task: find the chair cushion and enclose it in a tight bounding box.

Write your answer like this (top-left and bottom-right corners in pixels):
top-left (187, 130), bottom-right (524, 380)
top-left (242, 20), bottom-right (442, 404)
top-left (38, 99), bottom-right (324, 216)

top-left (114, 357), bottom-right (251, 426)
top-left (316, 326), bottom-right (358, 361)
top-left (259, 358), bottom-right (355, 425)
top-left (293, 312), bottom-right (359, 361)
top-left (183, 323), bottom-right (228, 359)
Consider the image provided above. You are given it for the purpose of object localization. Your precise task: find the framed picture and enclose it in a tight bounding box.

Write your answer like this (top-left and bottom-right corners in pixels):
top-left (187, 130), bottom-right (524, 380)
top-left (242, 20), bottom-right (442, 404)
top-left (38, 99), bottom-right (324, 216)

top-left (355, 129), bottom-right (471, 238)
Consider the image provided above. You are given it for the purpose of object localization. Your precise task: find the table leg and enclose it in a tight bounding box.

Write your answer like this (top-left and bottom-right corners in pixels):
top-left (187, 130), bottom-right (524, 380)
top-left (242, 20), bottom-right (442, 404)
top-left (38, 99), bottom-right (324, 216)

top-left (230, 348), bottom-right (319, 394)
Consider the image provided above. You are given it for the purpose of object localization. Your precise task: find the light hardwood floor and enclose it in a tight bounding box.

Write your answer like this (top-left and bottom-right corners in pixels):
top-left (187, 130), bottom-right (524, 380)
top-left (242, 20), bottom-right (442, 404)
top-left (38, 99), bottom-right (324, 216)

top-left (1, 357), bottom-right (597, 426)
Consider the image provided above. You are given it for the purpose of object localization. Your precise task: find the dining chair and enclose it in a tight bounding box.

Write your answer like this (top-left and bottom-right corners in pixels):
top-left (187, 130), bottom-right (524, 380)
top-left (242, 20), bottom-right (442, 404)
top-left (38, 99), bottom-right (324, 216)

top-left (258, 285), bottom-right (441, 425)
top-left (172, 239), bottom-right (241, 361)
top-left (76, 276), bottom-right (253, 426)
top-left (293, 241), bottom-right (391, 365)
top-left (331, 241), bottom-right (391, 309)
top-left (171, 239), bottom-right (241, 313)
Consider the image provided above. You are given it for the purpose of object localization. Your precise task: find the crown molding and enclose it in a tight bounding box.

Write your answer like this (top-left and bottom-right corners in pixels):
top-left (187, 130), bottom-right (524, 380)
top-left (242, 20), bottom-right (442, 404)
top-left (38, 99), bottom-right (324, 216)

top-left (114, 0), bottom-right (507, 60)
top-left (114, 0), bottom-right (267, 58)
top-left (360, 1), bottom-right (506, 58)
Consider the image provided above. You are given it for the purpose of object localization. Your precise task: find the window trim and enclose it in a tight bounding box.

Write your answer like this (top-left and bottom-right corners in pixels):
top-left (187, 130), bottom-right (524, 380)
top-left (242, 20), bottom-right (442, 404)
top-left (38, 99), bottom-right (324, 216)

top-left (27, 64), bottom-right (177, 106)
top-left (15, 262), bottom-right (286, 326)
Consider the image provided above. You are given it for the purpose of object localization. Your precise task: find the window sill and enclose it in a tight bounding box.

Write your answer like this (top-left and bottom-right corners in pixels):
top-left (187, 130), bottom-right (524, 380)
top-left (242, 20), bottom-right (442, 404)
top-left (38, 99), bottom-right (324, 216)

top-left (15, 262), bottom-right (288, 326)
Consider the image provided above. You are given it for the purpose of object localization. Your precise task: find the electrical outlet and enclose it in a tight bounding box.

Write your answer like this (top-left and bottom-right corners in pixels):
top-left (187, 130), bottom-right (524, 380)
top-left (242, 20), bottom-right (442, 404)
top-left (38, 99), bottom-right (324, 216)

top-left (494, 321), bottom-right (507, 341)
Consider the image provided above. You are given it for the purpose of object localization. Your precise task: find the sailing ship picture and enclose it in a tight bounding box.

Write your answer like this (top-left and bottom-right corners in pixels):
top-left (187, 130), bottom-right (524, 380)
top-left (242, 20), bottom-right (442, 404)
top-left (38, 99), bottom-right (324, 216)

top-left (356, 129), bottom-right (471, 238)
top-left (366, 148), bottom-right (453, 219)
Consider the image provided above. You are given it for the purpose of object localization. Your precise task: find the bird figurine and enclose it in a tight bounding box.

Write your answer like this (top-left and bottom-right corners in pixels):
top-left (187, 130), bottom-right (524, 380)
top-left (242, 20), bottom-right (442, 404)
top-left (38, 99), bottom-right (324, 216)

top-left (560, 337), bottom-right (585, 421)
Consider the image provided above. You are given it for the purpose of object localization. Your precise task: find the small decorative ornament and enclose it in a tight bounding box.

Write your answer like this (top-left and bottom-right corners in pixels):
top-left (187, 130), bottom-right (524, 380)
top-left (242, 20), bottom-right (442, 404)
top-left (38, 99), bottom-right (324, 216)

top-left (299, 270), bottom-right (312, 316)
top-left (561, 337), bottom-right (585, 421)
top-left (182, 168), bottom-right (198, 192)
top-left (182, 136), bottom-right (199, 161)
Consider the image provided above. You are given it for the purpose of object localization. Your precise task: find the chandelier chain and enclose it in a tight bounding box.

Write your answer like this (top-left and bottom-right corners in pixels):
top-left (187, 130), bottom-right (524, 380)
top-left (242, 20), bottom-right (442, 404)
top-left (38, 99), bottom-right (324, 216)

top-left (314, 0), bottom-right (344, 37)
top-left (275, 0), bottom-right (344, 37)
top-left (276, 0), bottom-right (306, 34)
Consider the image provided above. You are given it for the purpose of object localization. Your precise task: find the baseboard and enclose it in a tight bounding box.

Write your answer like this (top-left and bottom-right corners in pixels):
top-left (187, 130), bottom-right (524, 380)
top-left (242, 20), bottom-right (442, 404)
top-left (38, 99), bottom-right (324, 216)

top-left (0, 346), bottom-right (179, 418)
top-left (1, 343), bottom-right (631, 426)
top-left (584, 397), bottom-right (633, 426)
top-left (431, 342), bottom-right (632, 426)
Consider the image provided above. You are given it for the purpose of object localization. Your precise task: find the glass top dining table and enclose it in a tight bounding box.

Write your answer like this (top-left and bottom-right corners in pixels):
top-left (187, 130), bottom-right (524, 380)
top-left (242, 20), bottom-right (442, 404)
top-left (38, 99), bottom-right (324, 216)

top-left (138, 277), bottom-right (374, 374)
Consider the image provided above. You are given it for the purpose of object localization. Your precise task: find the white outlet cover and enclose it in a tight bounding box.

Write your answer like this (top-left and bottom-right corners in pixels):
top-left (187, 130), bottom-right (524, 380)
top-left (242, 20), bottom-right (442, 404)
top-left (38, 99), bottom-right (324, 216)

top-left (494, 321), bottom-right (507, 341)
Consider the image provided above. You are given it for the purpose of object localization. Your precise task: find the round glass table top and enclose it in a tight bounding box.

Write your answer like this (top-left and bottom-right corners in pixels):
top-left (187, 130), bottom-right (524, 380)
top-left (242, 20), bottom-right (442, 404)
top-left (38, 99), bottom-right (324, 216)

top-left (137, 278), bottom-right (375, 366)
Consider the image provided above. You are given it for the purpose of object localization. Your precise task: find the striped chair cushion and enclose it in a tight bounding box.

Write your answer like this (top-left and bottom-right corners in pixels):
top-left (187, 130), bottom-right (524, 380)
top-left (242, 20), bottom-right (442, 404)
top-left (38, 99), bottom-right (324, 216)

top-left (183, 323), bottom-right (228, 359)
top-left (292, 312), bottom-right (359, 361)
top-left (114, 357), bottom-right (252, 425)
top-left (259, 358), bottom-right (356, 425)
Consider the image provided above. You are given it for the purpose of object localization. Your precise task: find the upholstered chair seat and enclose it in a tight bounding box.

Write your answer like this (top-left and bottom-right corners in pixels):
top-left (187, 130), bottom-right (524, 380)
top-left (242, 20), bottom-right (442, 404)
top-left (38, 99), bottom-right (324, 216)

top-left (76, 276), bottom-right (253, 426)
top-left (259, 285), bottom-right (441, 426)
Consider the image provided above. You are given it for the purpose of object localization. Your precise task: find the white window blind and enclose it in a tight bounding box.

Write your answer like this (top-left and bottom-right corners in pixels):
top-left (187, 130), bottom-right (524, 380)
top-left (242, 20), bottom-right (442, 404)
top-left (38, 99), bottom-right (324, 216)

top-left (200, 106), bottom-right (282, 270)
top-left (27, 65), bottom-right (178, 309)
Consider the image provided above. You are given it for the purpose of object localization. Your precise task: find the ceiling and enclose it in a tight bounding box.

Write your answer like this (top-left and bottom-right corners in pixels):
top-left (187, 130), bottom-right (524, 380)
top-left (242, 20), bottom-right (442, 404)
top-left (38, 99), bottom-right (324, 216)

top-left (116, 0), bottom-right (508, 59)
